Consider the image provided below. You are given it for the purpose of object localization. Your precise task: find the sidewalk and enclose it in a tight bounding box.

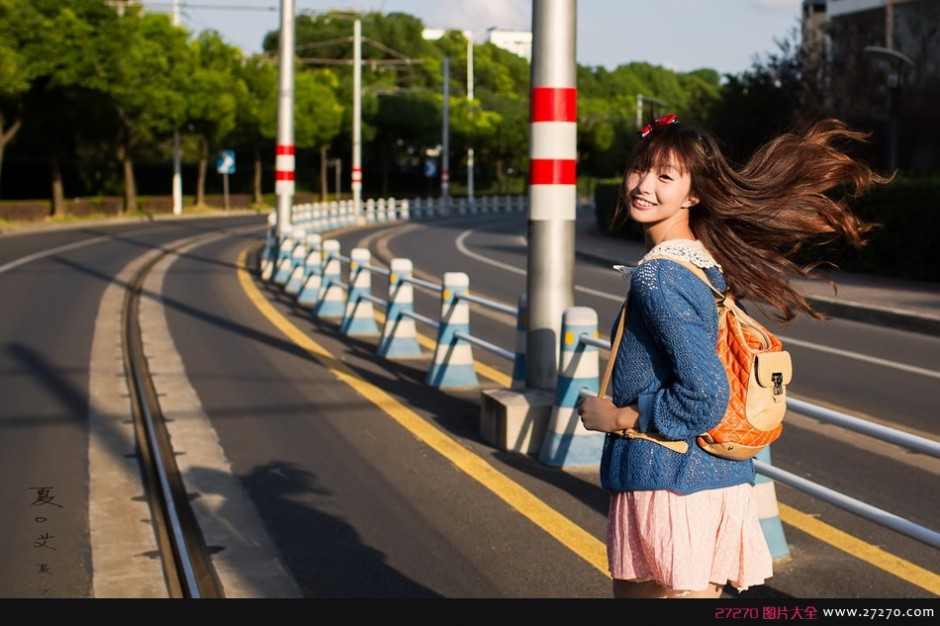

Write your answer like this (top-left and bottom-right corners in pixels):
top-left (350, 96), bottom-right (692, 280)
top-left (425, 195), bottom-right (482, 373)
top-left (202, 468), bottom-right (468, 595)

top-left (573, 206), bottom-right (940, 337)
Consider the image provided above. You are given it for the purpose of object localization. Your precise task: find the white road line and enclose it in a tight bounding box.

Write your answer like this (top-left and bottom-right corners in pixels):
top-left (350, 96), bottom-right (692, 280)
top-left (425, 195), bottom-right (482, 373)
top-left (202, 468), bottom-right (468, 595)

top-left (454, 226), bottom-right (623, 300)
top-left (0, 235), bottom-right (112, 273)
top-left (454, 224), bottom-right (940, 380)
top-left (778, 335), bottom-right (940, 380)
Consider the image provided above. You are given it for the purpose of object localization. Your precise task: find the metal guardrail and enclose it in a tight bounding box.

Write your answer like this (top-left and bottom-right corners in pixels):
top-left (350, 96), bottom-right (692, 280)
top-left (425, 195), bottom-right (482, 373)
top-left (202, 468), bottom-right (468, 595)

top-left (264, 198), bottom-right (940, 552)
top-left (573, 334), bottom-right (940, 550)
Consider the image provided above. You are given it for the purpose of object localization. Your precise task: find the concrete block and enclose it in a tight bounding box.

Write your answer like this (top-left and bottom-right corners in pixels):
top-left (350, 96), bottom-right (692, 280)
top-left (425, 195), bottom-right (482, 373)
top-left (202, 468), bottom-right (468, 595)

top-left (480, 387), bottom-right (553, 454)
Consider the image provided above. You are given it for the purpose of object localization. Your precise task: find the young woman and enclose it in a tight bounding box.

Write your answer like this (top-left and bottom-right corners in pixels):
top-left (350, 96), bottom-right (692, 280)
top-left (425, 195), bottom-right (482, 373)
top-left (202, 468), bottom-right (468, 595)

top-left (577, 114), bottom-right (891, 598)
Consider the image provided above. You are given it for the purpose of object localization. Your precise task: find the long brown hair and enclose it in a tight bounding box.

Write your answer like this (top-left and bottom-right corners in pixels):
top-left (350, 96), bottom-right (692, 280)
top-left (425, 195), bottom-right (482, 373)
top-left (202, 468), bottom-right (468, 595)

top-left (612, 117), bottom-right (893, 323)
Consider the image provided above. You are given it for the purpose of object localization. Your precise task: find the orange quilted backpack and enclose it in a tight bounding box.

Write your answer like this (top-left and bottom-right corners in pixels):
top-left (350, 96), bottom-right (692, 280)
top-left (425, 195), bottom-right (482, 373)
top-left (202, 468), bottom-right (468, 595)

top-left (678, 261), bottom-right (792, 460)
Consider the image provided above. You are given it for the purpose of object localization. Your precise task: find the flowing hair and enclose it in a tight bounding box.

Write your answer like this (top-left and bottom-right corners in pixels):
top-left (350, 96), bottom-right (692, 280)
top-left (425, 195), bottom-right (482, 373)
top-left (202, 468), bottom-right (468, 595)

top-left (612, 118), bottom-right (893, 323)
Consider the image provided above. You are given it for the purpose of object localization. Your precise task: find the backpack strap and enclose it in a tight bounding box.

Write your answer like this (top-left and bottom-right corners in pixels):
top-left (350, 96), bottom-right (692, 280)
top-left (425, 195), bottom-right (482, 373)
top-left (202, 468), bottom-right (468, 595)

top-left (600, 269), bottom-right (690, 454)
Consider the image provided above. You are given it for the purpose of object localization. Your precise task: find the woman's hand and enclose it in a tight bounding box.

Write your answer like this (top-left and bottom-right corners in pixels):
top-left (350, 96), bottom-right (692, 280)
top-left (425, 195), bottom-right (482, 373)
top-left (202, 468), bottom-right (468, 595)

top-left (577, 396), bottom-right (639, 433)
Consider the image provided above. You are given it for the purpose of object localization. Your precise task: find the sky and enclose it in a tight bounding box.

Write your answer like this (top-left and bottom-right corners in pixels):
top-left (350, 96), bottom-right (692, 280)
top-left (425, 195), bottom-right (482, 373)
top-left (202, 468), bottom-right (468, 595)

top-left (140, 0), bottom-right (804, 77)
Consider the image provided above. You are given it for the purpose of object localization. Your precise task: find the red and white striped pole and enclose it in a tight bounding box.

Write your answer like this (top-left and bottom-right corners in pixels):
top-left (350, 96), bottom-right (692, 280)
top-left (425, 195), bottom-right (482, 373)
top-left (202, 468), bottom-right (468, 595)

top-left (275, 0), bottom-right (296, 237)
top-left (441, 57), bottom-right (450, 202)
top-left (351, 18), bottom-right (363, 221)
top-left (526, 0), bottom-right (578, 390)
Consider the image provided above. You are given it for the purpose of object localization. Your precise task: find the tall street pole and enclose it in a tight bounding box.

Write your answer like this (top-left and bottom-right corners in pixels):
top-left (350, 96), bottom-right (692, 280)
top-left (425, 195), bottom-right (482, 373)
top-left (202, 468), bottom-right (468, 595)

top-left (441, 57), bottom-right (450, 202)
top-left (275, 0), bottom-right (295, 237)
top-left (172, 0), bottom-right (182, 215)
top-left (467, 36), bottom-right (474, 204)
top-left (526, 0), bottom-right (577, 390)
top-left (352, 18), bottom-right (362, 219)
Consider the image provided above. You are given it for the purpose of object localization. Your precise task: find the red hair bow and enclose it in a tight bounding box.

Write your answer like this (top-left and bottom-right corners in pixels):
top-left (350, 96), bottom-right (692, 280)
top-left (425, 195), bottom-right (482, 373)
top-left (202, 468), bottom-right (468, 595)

top-left (639, 113), bottom-right (679, 138)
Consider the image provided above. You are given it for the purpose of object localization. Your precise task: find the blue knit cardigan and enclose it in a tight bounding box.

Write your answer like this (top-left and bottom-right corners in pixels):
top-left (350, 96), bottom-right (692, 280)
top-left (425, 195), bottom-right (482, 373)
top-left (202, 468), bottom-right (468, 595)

top-left (604, 251), bottom-right (757, 494)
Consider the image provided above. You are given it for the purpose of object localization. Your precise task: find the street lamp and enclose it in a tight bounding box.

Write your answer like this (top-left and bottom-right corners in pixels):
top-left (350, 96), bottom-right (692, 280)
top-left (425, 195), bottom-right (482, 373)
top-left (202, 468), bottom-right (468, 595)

top-left (466, 31), bottom-right (474, 205)
top-left (171, 0), bottom-right (182, 215)
top-left (863, 45), bottom-right (914, 172)
top-left (463, 26), bottom-right (495, 207)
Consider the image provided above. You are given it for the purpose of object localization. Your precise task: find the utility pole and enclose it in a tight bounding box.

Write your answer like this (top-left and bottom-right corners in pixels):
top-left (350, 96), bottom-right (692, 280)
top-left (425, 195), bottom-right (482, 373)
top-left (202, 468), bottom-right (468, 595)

top-left (172, 0), bottom-right (183, 215)
top-left (275, 0), bottom-right (296, 237)
top-left (526, 0), bottom-right (577, 391)
top-left (352, 18), bottom-right (362, 220)
top-left (466, 34), bottom-right (474, 205)
top-left (441, 57), bottom-right (450, 202)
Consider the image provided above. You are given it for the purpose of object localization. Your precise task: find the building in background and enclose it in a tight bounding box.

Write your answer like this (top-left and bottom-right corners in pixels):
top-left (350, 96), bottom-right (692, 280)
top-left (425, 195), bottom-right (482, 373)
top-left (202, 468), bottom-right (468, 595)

top-left (802, 0), bottom-right (939, 171)
top-left (485, 29), bottom-right (533, 62)
top-left (422, 27), bottom-right (532, 62)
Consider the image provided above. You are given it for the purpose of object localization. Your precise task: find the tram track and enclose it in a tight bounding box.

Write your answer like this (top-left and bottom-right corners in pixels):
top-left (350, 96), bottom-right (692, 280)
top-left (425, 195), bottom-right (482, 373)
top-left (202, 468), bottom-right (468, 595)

top-left (121, 245), bottom-right (225, 598)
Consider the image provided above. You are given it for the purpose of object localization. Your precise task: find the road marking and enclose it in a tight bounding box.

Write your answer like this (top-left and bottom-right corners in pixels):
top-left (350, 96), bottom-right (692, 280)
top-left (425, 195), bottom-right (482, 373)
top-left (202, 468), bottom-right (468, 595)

top-left (248, 234), bottom-right (940, 596)
top-left (777, 335), bottom-right (940, 380)
top-left (778, 504), bottom-right (940, 595)
top-left (238, 247), bottom-right (610, 578)
top-left (455, 224), bottom-right (940, 381)
top-left (0, 225), bottom-right (178, 274)
top-left (454, 225), bottom-right (623, 301)
top-left (0, 236), bottom-right (111, 273)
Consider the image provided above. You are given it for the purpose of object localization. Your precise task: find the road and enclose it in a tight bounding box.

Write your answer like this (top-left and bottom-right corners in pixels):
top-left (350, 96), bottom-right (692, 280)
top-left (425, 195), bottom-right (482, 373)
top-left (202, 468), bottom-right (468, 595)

top-left (0, 213), bottom-right (937, 602)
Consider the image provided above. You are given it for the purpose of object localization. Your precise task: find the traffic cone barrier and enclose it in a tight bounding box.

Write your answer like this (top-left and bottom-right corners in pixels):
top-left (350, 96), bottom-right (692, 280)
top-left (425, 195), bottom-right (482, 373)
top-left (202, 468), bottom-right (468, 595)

top-left (284, 231), bottom-right (309, 296)
top-left (340, 248), bottom-right (380, 336)
top-left (296, 234), bottom-right (323, 308)
top-left (755, 447), bottom-right (791, 561)
top-left (377, 258), bottom-right (423, 358)
top-left (313, 239), bottom-right (345, 319)
top-left (426, 272), bottom-right (478, 389)
top-left (539, 306), bottom-right (605, 467)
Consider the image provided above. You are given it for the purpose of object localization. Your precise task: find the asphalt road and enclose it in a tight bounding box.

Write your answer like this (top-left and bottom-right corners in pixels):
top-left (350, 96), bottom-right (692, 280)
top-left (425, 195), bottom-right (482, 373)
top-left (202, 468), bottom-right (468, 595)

top-left (1, 213), bottom-right (937, 605)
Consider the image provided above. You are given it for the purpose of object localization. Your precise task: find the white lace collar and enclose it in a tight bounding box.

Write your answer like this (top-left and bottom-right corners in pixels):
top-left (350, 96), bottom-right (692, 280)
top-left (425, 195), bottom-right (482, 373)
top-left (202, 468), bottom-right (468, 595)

top-left (640, 239), bottom-right (722, 271)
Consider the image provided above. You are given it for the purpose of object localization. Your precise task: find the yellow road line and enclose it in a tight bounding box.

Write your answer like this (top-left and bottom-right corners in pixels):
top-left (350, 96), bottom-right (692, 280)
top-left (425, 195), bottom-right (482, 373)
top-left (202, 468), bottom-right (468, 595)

top-left (238, 248), bottom-right (609, 576)
top-left (243, 245), bottom-right (939, 595)
top-left (778, 504), bottom-right (940, 594)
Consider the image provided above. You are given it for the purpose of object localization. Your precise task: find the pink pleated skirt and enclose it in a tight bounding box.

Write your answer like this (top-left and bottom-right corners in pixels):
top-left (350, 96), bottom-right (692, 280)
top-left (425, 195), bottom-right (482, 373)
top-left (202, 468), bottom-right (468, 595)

top-left (607, 483), bottom-right (773, 592)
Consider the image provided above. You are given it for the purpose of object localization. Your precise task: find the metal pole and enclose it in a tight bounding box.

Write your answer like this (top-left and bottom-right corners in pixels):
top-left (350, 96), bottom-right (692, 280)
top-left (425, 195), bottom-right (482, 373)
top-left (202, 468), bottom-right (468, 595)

top-left (636, 93), bottom-right (642, 130)
top-left (334, 158), bottom-right (341, 199)
top-left (526, 0), bottom-right (578, 390)
top-left (441, 57), bottom-right (450, 202)
top-left (352, 19), bottom-right (363, 220)
top-left (467, 35), bottom-right (474, 204)
top-left (171, 0), bottom-right (182, 215)
top-left (275, 0), bottom-right (296, 237)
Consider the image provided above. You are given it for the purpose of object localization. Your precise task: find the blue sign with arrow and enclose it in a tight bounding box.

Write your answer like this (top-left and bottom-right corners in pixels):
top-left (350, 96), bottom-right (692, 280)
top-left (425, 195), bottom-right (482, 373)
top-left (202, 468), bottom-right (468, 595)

top-left (217, 150), bottom-right (236, 175)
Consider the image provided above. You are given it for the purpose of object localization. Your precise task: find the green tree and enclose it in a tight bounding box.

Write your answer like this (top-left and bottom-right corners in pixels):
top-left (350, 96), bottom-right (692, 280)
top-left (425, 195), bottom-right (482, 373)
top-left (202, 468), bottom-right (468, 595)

top-left (232, 57), bottom-right (278, 205)
top-left (370, 91), bottom-right (440, 197)
top-left (0, 0), bottom-right (41, 198)
top-left (0, 0), bottom-right (129, 212)
top-left (705, 29), bottom-right (807, 164)
top-left (293, 68), bottom-right (344, 201)
top-left (184, 31), bottom-right (244, 207)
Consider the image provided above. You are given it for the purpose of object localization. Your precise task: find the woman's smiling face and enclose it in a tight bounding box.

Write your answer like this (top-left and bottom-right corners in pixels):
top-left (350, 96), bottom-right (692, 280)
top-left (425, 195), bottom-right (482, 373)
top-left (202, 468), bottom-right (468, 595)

top-left (624, 153), bottom-right (699, 242)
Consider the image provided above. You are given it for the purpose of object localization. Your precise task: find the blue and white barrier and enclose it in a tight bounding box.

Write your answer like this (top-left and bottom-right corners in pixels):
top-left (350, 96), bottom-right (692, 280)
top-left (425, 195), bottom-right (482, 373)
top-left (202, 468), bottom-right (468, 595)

top-left (340, 248), bottom-right (380, 336)
top-left (539, 307), bottom-right (605, 468)
top-left (512, 294), bottom-right (527, 389)
top-left (755, 447), bottom-right (791, 561)
top-left (377, 258), bottom-right (423, 358)
top-left (260, 213), bottom-right (278, 281)
top-left (296, 233), bottom-right (323, 308)
top-left (313, 239), bottom-right (345, 319)
top-left (426, 272), bottom-right (478, 389)
top-left (284, 231), bottom-right (310, 296)
top-left (272, 228), bottom-right (298, 285)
